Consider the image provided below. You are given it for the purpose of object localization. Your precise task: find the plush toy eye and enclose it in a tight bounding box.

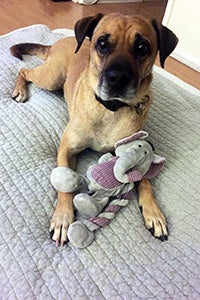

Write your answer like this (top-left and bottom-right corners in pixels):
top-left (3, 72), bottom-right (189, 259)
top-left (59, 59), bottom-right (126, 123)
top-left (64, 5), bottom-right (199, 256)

top-left (144, 151), bottom-right (147, 155)
top-left (138, 144), bottom-right (142, 148)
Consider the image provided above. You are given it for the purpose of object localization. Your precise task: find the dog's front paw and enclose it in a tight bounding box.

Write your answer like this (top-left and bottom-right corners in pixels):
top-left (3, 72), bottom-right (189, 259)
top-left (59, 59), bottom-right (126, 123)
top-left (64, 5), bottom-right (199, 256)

top-left (49, 193), bottom-right (74, 246)
top-left (140, 203), bottom-right (168, 241)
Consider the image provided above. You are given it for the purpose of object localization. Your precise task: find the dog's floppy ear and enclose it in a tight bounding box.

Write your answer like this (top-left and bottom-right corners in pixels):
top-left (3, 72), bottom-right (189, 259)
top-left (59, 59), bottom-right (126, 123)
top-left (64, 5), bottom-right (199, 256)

top-left (151, 20), bottom-right (178, 68)
top-left (74, 13), bottom-right (104, 53)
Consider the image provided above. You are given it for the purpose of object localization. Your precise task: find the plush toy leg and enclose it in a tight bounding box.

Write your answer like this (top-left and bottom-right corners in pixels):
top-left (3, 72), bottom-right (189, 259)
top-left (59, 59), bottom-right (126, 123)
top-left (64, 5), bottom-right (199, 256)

top-left (67, 221), bottom-right (95, 248)
top-left (73, 193), bottom-right (109, 218)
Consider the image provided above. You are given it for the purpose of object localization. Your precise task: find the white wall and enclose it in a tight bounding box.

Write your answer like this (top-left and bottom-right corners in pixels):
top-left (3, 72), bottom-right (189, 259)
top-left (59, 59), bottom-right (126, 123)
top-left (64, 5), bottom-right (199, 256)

top-left (163, 0), bottom-right (200, 71)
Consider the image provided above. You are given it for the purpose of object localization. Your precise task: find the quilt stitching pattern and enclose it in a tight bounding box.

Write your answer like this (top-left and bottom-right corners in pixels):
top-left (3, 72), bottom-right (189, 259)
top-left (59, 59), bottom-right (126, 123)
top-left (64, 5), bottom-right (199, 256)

top-left (0, 25), bottom-right (200, 300)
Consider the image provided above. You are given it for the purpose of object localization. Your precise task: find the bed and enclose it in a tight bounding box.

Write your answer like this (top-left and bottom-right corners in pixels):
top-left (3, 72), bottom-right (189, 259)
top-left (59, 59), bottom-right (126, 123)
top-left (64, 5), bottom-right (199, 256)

top-left (0, 24), bottom-right (200, 299)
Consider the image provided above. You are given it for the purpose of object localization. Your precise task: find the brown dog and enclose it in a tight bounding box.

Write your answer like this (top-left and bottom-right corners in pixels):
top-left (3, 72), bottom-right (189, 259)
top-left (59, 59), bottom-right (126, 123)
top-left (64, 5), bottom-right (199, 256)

top-left (10, 13), bottom-right (178, 245)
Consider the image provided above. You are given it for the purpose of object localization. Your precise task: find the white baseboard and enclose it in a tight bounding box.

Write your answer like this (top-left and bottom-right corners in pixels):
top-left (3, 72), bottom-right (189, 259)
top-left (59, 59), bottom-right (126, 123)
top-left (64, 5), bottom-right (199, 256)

top-left (171, 49), bottom-right (200, 73)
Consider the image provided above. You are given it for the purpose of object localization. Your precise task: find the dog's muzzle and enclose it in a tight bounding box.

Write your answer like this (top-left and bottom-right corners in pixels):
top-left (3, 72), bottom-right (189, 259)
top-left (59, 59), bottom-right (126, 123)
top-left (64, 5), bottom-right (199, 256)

top-left (97, 58), bottom-right (138, 102)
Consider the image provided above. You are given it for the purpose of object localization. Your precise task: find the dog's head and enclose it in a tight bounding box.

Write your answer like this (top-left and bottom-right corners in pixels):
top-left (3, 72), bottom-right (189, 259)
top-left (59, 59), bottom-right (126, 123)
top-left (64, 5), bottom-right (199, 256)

top-left (74, 13), bottom-right (178, 106)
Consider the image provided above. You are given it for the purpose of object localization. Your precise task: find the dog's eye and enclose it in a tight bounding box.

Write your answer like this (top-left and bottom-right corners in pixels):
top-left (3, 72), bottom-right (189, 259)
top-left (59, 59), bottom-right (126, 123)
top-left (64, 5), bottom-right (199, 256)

top-left (133, 38), bottom-right (150, 57)
top-left (96, 35), bottom-right (111, 54)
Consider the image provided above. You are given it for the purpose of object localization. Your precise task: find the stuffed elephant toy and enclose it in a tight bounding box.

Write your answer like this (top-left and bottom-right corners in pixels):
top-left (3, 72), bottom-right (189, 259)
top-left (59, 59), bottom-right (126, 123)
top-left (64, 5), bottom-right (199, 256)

top-left (51, 131), bottom-right (165, 248)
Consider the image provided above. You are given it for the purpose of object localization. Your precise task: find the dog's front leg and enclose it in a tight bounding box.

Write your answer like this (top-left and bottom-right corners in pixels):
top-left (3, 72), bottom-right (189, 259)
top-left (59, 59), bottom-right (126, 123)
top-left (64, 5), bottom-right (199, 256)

top-left (50, 126), bottom-right (86, 246)
top-left (50, 191), bottom-right (74, 246)
top-left (138, 178), bottom-right (168, 241)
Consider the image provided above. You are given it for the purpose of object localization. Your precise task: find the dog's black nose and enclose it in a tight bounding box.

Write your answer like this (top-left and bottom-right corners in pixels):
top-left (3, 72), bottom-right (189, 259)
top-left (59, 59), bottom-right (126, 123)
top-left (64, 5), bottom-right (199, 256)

top-left (106, 69), bottom-right (132, 87)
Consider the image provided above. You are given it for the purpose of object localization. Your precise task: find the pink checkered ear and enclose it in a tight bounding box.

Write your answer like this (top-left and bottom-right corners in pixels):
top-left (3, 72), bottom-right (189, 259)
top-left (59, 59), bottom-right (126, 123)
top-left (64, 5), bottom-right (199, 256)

top-left (115, 131), bottom-right (148, 149)
top-left (144, 155), bottom-right (165, 179)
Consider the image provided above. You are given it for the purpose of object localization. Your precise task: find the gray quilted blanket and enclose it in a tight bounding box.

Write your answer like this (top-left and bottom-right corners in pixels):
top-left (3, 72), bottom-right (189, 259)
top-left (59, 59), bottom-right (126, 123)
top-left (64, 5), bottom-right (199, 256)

top-left (0, 25), bottom-right (200, 300)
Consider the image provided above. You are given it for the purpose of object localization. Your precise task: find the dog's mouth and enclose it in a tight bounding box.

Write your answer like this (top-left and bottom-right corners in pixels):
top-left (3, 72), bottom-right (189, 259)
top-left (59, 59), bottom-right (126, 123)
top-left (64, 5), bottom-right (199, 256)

top-left (96, 77), bottom-right (139, 108)
top-left (95, 84), bottom-right (139, 111)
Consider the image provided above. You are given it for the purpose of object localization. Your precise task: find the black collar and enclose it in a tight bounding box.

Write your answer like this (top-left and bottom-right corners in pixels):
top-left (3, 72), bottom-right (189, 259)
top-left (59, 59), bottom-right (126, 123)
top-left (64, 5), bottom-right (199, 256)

top-left (95, 94), bottom-right (129, 112)
top-left (95, 93), bottom-right (149, 114)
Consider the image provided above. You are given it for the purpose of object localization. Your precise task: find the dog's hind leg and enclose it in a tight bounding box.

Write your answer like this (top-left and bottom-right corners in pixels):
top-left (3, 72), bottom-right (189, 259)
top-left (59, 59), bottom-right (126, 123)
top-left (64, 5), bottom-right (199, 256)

top-left (11, 43), bottom-right (66, 102)
top-left (12, 62), bottom-right (65, 103)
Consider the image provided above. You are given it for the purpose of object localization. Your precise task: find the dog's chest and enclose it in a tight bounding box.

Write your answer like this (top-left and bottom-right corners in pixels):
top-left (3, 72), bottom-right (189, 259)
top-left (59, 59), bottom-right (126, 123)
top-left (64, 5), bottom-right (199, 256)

top-left (90, 108), bottom-right (144, 152)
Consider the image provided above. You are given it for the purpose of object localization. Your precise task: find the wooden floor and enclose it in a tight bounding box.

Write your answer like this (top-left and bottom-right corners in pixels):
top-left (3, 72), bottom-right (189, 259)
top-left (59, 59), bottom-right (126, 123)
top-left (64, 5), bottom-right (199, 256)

top-left (0, 0), bottom-right (199, 89)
